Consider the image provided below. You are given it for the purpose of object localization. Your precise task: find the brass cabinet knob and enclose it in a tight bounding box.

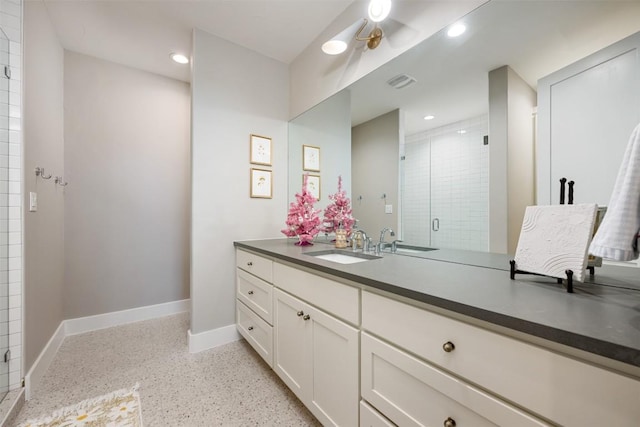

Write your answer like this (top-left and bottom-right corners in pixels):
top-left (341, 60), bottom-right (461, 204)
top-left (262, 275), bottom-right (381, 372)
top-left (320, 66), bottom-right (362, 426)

top-left (248, 290), bottom-right (254, 295)
top-left (303, 314), bottom-right (311, 321)
top-left (444, 417), bottom-right (456, 427)
top-left (248, 326), bottom-right (254, 331)
top-left (297, 311), bottom-right (304, 317)
top-left (247, 261), bottom-right (253, 266)
top-left (442, 341), bottom-right (455, 353)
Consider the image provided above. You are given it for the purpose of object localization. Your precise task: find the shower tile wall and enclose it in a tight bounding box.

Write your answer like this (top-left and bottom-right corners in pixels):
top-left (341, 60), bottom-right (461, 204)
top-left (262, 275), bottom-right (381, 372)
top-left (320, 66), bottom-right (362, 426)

top-left (403, 116), bottom-right (488, 252)
top-left (0, 0), bottom-right (22, 392)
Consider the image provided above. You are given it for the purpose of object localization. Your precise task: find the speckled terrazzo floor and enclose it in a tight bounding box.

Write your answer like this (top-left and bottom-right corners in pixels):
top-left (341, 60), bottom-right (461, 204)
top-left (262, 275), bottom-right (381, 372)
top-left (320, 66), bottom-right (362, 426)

top-left (10, 313), bottom-right (320, 426)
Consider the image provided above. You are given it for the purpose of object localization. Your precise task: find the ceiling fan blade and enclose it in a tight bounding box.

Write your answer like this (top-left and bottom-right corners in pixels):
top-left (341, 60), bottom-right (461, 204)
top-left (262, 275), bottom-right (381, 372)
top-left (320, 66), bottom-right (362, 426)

top-left (382, 17), bottom-right (420, 48)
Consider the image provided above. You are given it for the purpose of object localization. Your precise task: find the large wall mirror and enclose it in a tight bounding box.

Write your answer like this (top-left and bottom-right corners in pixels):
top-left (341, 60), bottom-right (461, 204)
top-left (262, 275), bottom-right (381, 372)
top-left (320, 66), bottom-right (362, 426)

top-left (288, 1), bottom-right (640, 257)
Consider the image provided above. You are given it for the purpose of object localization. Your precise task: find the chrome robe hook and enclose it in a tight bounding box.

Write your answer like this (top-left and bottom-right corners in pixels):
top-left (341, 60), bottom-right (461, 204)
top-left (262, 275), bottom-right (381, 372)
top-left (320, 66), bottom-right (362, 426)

top-left (35, 167), bottom-right (52, 179)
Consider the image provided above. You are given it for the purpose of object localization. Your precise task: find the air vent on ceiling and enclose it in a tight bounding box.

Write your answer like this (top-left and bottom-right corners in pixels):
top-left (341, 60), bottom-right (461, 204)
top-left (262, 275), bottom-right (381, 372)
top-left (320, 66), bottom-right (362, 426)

top-left (387, 74), bottom-right (417, 89)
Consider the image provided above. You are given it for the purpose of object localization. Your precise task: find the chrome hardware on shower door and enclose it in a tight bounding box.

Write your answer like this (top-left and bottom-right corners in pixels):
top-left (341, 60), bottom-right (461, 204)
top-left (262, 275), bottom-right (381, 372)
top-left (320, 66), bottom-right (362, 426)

top-left (432, 218), bottom-right (440, 231)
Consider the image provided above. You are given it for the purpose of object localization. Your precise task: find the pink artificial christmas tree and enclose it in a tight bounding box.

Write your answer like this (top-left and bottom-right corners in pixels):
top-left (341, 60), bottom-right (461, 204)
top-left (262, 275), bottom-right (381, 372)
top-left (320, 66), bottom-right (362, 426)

top-left (322, 175), bottom-right (355, 235)
top-left (281, 174), bottom-right (321, 246)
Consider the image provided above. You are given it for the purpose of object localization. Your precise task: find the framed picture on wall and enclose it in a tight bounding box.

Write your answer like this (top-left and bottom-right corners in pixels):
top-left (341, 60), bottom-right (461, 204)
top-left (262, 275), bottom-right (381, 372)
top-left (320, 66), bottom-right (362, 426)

top-left (250, 168), bottom-right (272, 199)
top-left (302, 145), bottom-right (320, 172)
top-left (250, 134), bottom-right (272, 166)
top-left (306, 174), bottom-right (321, 200)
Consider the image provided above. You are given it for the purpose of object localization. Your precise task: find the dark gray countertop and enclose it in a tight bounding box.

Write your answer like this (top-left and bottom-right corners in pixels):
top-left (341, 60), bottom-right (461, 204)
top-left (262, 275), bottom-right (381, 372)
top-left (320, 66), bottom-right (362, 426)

top-left (234, 238), bottom-right (640, 368)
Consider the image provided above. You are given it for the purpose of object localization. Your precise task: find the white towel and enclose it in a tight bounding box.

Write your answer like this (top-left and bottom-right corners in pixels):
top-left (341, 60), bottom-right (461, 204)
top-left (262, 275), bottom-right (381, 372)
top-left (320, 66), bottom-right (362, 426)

top-left (589, 122), bottom-right (640, 261)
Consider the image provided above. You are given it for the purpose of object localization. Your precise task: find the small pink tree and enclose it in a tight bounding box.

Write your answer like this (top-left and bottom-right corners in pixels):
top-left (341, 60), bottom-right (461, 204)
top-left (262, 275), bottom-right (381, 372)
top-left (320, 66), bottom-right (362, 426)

top-left (281, 174), bottom-right (321, 246)
top-left (322, 175), bottom-right (355, 235)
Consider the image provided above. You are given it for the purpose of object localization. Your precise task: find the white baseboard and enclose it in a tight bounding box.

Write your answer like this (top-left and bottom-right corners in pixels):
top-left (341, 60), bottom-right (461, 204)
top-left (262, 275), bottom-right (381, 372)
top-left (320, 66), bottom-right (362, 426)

top-left (25, 299), bottom-right (190, 400)
top-left (188, 324), bottom-right (241, 354)
top-left (65, 299), bottom-right (190, 336)
top-left (24, 321), bottom-right (66, 401)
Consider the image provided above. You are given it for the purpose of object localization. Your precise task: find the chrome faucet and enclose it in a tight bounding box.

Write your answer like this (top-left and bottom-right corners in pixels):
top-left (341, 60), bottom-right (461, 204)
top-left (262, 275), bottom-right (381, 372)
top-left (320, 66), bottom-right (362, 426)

top-left (376, 228), bottom-right (396, 254)
top-left (379, 228), bottom-right (395, 244)
top-left (351, 230), bottom-right (368, 252)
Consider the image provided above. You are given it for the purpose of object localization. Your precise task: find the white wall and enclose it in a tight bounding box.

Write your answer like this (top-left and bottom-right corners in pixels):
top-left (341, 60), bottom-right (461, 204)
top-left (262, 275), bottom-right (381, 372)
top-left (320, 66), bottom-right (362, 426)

top-left (190, 29), bottom-right (288, 341)
top-left (289, 0), bottom-right (486, 118)
top-left (352, 109), bottom-right (400, 236)
top-left (63, 51), bottom-right (191, 318)
top-left (288, 90), bottom-right (351, 217)
top-left (2, 0), bottom-right (22, 390)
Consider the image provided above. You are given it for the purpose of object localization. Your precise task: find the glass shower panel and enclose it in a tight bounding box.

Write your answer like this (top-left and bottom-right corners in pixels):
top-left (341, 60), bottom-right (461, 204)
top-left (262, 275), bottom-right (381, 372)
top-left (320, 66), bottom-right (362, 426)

top-left (0, 27), bottom-right (10, 401)
top-left (430, 117), bottom-right (489, 252)
top-left (401, 115), bottom-right (489, 251)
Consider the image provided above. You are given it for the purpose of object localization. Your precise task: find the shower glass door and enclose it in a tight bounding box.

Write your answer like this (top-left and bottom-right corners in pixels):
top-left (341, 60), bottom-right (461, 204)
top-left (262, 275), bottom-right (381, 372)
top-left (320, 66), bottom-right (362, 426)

top-left (402, 116), bottom-right (489, 252)
top-left (0, 27), bottom-right (10, 400)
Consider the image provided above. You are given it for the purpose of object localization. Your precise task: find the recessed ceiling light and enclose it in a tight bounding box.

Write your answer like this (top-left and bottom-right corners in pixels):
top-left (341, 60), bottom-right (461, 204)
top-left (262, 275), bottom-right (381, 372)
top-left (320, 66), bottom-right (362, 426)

top-left (447, 22), bottom-right (466, 38)
top-left (170, 53), bottom-right (189, 64)
top-left (424, 115), bottom-right (435, 120)
top-left (457, 129), bottom-right (467, 134)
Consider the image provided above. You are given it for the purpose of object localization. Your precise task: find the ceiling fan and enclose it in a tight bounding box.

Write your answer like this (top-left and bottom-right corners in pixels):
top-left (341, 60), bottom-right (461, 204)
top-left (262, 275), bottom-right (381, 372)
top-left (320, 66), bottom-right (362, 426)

top-left (321, 0), bottom-right (393, 55)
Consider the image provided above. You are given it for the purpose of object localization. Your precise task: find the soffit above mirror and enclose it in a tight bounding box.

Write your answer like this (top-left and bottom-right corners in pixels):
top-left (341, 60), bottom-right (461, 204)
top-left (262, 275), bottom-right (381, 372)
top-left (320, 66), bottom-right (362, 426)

top-left (347, 1), bottom-right (640, 135)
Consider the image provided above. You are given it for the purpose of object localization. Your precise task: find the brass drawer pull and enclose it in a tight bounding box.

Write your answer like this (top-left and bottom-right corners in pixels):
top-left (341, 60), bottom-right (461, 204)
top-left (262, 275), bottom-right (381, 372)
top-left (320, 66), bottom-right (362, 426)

top-left (248, 290), bottom-right (254, 295)
top-left (442, 341), bottom-right (455, 353)
top-left (248, 326), bottom-right (254, 331)
top-left (297, 311), bottom-right (304, 317)
top-left (247, 261), bottom-right (253, 266)
top-left (303, 314), bottom-right (311, 321)
top-left (444, 417), bottom-right (456, 427)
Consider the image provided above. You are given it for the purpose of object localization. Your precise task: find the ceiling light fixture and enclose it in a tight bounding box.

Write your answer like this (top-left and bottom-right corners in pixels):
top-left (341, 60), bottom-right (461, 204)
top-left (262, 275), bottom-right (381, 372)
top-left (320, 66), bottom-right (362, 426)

top-left (322, 19), bottom-right (368, 55)
top-left (368, 0), bottom-right (392, 22)
top-left (457, 129), bottom-right (467, 134)
top-left (424, 115), bottom-right (435, 120)
top-left (447, 22), bottom-right (466, 38)
top-left (322, 0), bottom-right (392, 55)
top-left (170, 53), bottom-right (189, 64)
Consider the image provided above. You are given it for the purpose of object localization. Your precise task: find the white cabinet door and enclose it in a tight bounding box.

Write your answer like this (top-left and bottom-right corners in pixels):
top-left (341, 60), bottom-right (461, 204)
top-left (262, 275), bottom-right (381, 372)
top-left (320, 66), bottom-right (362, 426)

top-left (538, 32), bottom-right (640, 205)
top-left (274, 289), bottom-right (310, 402)
top-left (274, 288), bottom-right (359, 426)
top-left (306, 303), bottom-right (359, 427)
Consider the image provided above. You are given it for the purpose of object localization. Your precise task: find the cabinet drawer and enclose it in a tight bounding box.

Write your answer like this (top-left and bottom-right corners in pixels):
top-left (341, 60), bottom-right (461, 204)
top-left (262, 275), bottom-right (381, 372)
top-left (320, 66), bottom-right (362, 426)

top-left (273, 262), bottom-right (359, 325)
top-left (360, 401), bottom-right (395, 427)
top-left (237, 299), bottom-right (273, 367)
top-left (362, 291), bottom-right (640, 426)
top-left (236, 249), bottom-right (273, 283)
top-left (237, 268), bottom-right (273, 324)
top-left (362, 333), bottom-right (548, 427)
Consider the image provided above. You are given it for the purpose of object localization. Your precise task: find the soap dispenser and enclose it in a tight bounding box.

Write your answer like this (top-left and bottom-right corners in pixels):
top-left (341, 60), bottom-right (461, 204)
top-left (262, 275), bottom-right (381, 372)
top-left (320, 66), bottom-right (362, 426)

top-left (335, 222), bottom-right (347, 249)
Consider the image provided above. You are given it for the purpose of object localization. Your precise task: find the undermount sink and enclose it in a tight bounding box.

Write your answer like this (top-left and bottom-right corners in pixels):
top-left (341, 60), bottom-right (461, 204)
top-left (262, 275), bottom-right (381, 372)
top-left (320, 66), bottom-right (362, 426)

top-left (304, 250), bottom-right (381, 264)
top-left (395, 246), bottom-right (438, 254)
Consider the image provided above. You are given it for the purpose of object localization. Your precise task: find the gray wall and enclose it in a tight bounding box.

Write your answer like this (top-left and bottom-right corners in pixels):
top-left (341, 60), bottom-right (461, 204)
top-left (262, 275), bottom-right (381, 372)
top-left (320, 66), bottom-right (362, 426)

top-left (24, 0), bottom-right (65, 373)
top-left (191, 29), bottom-right (288, 335)
top-left (63, 51), bottom-right (191, 318)
top-left (288, 90), bottom-right (351, 216)
top-left (352, 110), bottom-right (401, 237)
top-left (489, 66), bottom-right (536, 254)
